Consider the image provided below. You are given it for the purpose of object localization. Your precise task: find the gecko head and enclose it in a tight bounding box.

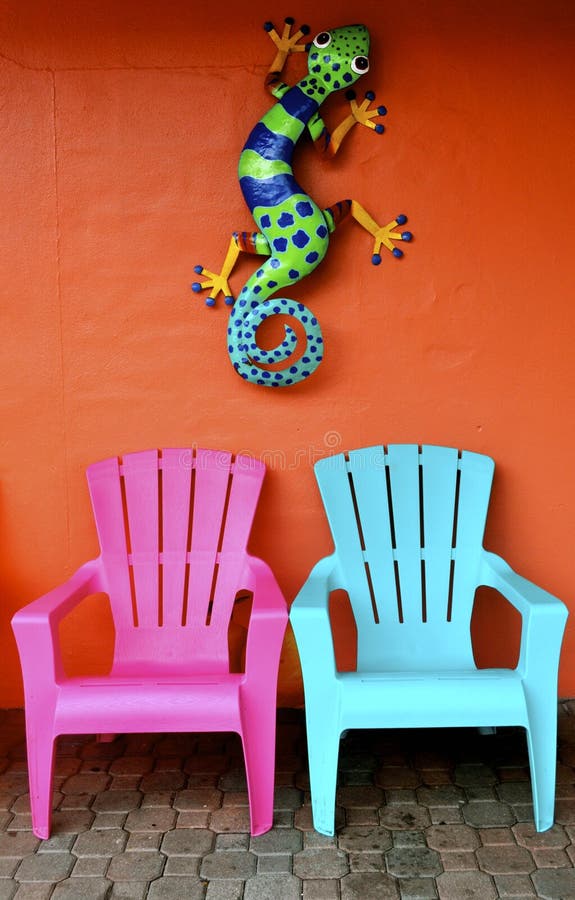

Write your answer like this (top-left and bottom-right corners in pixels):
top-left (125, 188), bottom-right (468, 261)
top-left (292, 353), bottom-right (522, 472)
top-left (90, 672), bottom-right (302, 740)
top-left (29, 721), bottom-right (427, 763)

top-left (306, 24), bottom-right (370, 95)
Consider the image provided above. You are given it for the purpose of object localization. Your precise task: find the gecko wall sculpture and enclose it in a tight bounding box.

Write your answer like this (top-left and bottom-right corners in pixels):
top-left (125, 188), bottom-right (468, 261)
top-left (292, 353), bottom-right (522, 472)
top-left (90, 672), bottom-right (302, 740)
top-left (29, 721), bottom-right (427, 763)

top-left (192, 19), bottom-right (412, 387)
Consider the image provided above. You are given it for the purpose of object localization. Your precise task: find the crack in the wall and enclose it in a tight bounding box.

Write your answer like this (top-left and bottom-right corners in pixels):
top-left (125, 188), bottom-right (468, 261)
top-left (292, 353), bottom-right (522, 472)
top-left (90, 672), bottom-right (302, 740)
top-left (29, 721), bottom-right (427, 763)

top-left (51, 70), bottom-right (72, 566)
top-left (0, 47), bottom-right (260, 74)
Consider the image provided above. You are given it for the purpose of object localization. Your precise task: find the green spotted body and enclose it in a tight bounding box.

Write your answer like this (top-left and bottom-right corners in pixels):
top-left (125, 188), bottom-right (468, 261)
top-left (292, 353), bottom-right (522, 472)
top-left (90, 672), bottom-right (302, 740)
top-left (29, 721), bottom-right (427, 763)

top-left (228, 24), bottom-right (371, 387)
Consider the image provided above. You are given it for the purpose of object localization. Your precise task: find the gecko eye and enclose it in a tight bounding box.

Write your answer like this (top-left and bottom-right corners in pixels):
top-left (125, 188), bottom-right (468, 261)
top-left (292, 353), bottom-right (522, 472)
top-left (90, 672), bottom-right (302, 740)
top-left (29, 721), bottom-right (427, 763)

top-left (351, 55), bottom-right (370, 74)
top-left (313, 31), bottom-right (332, 48)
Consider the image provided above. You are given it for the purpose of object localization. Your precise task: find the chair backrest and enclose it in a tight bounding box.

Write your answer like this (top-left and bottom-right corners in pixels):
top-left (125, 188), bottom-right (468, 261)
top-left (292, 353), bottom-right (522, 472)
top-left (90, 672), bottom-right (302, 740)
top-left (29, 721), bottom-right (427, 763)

top-left (87, 448), bottom-right (265, 675)
top-left (314, 444), bottom-right (495, 672)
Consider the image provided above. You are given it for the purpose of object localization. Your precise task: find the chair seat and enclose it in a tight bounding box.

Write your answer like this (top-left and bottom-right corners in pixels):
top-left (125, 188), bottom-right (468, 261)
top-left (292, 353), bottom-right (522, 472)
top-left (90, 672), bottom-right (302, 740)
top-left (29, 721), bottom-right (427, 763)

top-left (55, 674), bottom-right (245, 735)
top-left (338, 668), bottom-right (528, 730)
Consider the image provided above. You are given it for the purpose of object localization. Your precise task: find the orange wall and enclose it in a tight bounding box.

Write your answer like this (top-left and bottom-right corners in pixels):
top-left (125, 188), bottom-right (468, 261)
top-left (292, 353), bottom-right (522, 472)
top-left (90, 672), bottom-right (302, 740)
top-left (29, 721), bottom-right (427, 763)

top-left (1, 0), bottom-right (574, 706)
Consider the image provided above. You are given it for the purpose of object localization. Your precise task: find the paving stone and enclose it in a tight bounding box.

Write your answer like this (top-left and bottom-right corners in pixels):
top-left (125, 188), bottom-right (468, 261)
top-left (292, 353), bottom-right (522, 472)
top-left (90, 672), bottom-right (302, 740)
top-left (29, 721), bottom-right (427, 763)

top-left (463, 785), bottom-right (496, 802)
top-left (302, 879), bottom-right (341, 899)
top-left (15, 853), bottom-right (75, 883)
top-left (496, 783), bottom-right (533, 804)
top-left (161, 828), bottom-right (214, 856)
top-left (163, 856), bottom-right (201, 875)
top-left (4, 815), bottom-right (33, 832)
top-left (250, 827), bottom-right (302, 855)
top-left (91, 812), bottom-right (128, 830)
top-left (175, 811), bottom-right (210, 828)
top-left (391, 831), bottom-right (427, 848)
top-left (257, 853), bottom-right (292, 874)
top-left (204, 881), bottom-right (244, 900)
top-left (425, 824), bottom-right (480, 852)
top-left (428, 807), bottom-right (464, 825)
top-left (140, 792), bottom-right (173, 809)
top-left (107, 851), bottom-right (165, 882)
top-left (0, 857), bottom-right (18, 877)
top-left (493, 874), bottom-right (537, 896)
top-left (454, 763), bottom-right (498, 786)
top-left (461, 800), bottom-right (515, 827)
top-left (436, 870), bottom-right (497, 899)
top-left (303, 831), bottom-right (337, 850)
top-left (215, 833), bottom-right (249, 852)
top-left (273, 809), bottom-right (294, 828)
top-left (13, 887), bottom-right (55, 900)
top-left (531, 847), bottom-right (572, 867)
top-left (92, 790), bottom-right (142, 813)
top-left (274, 787), bottom-right (304, 811)
top-left (125, 832), bottom-right (162, 852)
top-left (108, 757), bottom-right (153, 776)
top-left (71, 856), bottom-right (109, 877)
top-left (376, 768), bottom-right (421, 789)
top-left (510, 804), bottom-right (534, 824)
top-left (386, 789), bottom-right (418, 806)
top-left (140, 771), bottom-right (186, 793)
top-left (398, 878), bottom-right (438, 899)
top-left (73, 828), bottom-right (127, 857)
top-left (243, 874), bottom-right (301, 900)
top-left (440, 851), bottom-right (477, 871)
top-left (386, 846), bottom-right (442, 878)
top-left (336, 785), bottom-right (384, 808)
top-left (531, 867), bottom-right (575, 898)
top-left (58, 793), bottom-right (92, 811)
top-left (200, 850), bottom-right (256, 879)
top-left (124, 807), bottom-right (176, 833)
top-left (60, 773), bottom-right (111, 795)
top-left (337, 826), bottom-right (392, 853)
top-left (416, 786), bottom-right (466, 807)
top-left (222, 791), bottom-right (249, 808)
top-left (340, 872), bottom-right (400, 899)
top-left (147, 876), bottom-right (206, 899)
top-left (293, 848), bottom-right (349, 879)
top-left (347, 851), bottom-right (384, 872)
top-left (379, 805), bottom-right (431, 830)
top-left (0, 885), bottom-right (16, 900)
top-left (476, 844), bottom-right (535, 874)
top-left (209, 807), bottom-right (251, 833)
top-left (551, 798), bottom-right (575, 824)
top-left (478, 827), bottom-right (515, 845)
top-left (344, 808), bottom-right (379, 826)
top-left (109, 883), bottom-right (148, 899)
top-left (218, 774), bottom-right (247, 792)
top-left (50, 878), bottom-right (111, 899)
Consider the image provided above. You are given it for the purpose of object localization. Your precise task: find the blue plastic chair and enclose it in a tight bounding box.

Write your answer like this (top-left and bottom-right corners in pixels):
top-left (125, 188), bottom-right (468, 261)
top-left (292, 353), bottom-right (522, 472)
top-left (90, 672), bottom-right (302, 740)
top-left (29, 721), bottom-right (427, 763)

top-left (290, 444), bottom-right (568, 835)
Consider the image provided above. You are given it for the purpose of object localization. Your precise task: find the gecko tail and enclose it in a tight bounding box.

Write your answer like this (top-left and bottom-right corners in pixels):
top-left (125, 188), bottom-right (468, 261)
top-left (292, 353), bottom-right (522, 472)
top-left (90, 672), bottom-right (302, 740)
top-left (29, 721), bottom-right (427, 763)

top-left (228, 297), bottom-right (324, 387)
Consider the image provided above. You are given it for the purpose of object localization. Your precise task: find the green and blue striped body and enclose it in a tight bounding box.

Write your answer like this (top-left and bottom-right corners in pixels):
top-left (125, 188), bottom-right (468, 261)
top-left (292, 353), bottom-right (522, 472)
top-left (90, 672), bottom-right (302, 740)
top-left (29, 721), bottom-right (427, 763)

top-left (229, 25), bottom-right (370, 387)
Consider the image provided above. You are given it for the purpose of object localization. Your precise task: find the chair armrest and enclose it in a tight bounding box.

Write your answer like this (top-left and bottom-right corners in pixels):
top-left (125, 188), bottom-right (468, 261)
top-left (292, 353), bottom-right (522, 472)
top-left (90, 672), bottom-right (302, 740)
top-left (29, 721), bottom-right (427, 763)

top-left (11, 559), bottom-right (103, 684)
top-left (241, 556), bottom-right (288, 685)
top-left (479, 550), bottom-right (568, 676)
top-left (290, 555), bottom-right (339, 679)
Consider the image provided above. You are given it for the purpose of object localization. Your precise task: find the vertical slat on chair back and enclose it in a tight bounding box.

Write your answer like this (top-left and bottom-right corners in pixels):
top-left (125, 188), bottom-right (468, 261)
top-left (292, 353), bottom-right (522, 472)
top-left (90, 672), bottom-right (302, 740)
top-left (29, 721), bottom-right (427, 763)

top-left (87, 448), bottom-right (265, 670)
top-left (315, 445), bottom-right (494, 671)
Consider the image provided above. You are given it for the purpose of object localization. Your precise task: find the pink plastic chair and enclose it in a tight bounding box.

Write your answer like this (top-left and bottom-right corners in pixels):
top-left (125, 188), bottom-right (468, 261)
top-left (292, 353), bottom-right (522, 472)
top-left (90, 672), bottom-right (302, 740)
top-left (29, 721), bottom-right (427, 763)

top-left (12, 448), bottom-right (287, 838)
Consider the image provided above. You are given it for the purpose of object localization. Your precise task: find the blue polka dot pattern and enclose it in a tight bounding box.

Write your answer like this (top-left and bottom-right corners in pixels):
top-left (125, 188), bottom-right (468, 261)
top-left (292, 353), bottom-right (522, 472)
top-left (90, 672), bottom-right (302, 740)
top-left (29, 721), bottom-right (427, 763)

top-left (222, 24), bottom-right (378, 388)
top-left (292, 229), bottom-right (311, 248)
top-left (295, 200), bottom-right (314, 217)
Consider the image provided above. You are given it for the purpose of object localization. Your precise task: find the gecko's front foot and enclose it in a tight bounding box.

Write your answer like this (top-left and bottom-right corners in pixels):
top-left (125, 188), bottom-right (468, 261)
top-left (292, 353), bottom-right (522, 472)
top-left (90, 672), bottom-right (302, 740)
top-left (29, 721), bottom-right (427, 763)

top-left (346, 89), bottom-right (388, 134)
top-left (191, 265), bottom-right (234, 307)
top-left (264, 17), bottom-right (310, 69)
top-left (371, 215), bottom-right (413, 263)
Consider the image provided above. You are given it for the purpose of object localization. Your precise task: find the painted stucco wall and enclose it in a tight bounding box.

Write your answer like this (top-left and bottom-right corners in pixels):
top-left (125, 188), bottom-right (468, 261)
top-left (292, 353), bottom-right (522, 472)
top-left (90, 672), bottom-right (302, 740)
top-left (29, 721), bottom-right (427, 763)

top-left (1, 0), bottom-right (574, 706)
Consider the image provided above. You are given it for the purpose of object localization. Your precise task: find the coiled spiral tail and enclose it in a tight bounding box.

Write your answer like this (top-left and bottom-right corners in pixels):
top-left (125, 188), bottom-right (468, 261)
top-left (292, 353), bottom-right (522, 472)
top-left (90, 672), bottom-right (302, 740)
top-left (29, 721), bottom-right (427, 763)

top-left (227, 298), bottom-right (324, 387)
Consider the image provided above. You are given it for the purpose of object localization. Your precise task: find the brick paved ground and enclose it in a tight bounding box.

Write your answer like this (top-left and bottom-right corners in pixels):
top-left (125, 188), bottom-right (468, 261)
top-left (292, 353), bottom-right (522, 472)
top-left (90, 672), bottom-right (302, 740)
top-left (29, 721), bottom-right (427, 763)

top-left (1, 702), bottom-right (575, 899)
